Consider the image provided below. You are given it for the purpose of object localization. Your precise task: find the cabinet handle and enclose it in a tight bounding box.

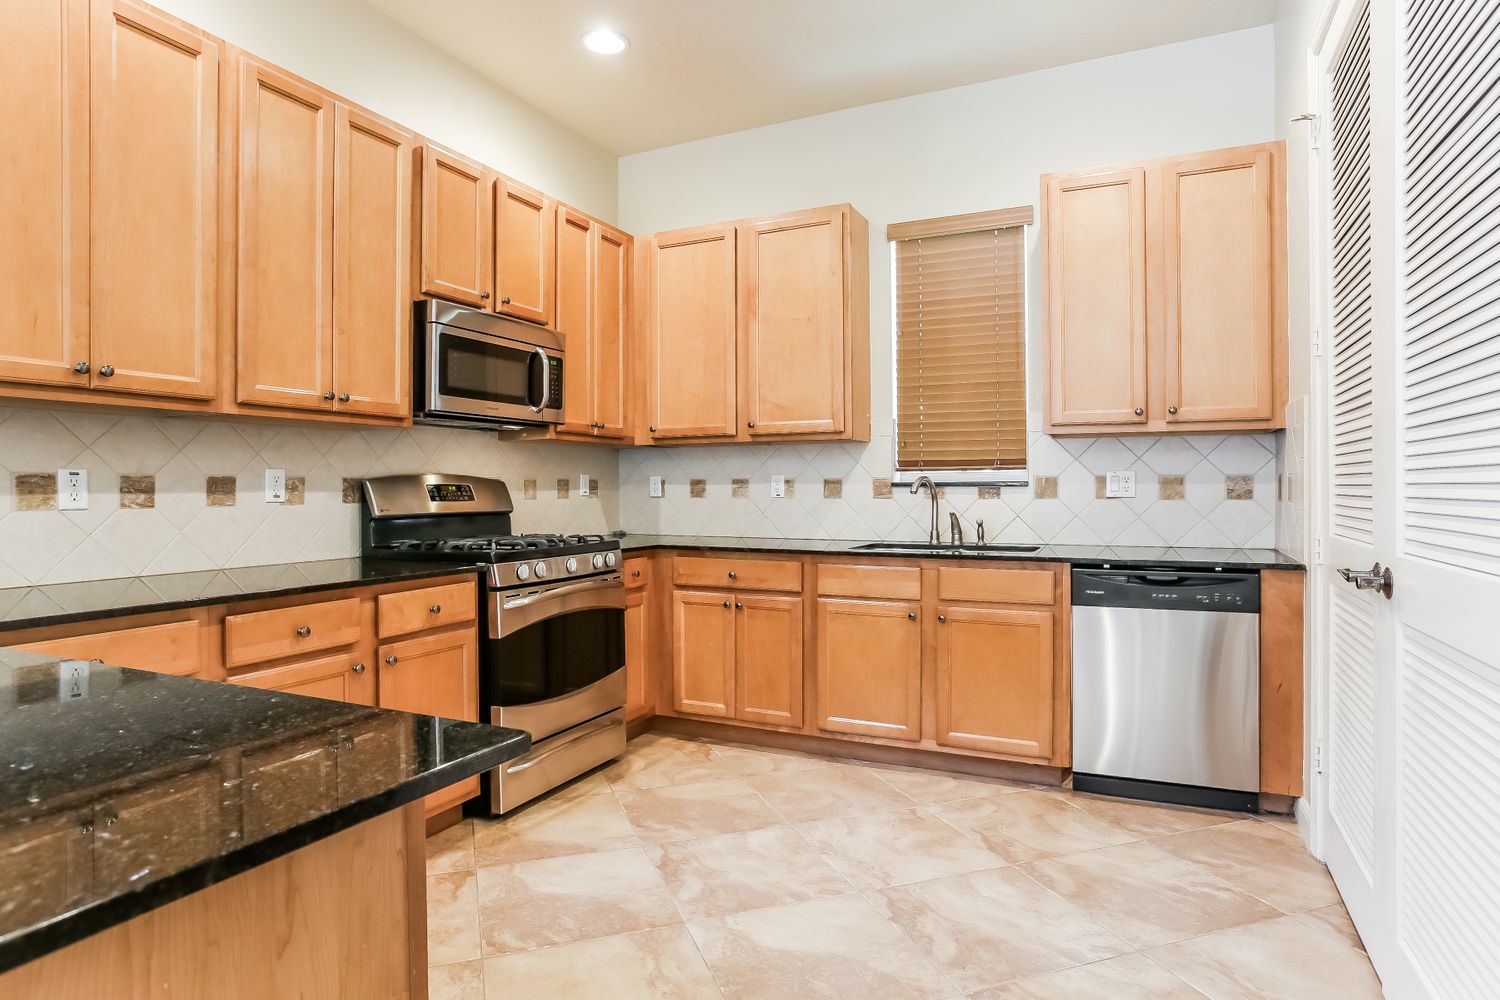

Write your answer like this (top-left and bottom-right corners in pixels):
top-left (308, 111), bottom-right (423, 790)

top-left (722, 600), bottom-right (730, 609)
top-left (103, 813), bottom-right (118, 827)
top-left (747, 421), bottom-right (755, 429)
top-left (339, 392), bottom-right (350, 403)
top-left (727, 570), bottom-right (737, 579)
top-left (296, 626), bottom-right (312, 638)
top-left (501, 296), bottom-right (511, 305)
top-left (649, 425), bottom-right (657, 433)
top-left (98, 365), bottom-right (115, 378)
top-left (1134, 407), bottom-right (1144, 416)
top-left (735, 601), bottom-right (743, 610)
top-left (631, 570), bottom-right (641, 577)
top-left (385, 654), bottom-right (398, 665)
top-left (73, 361), bottom-right (90, 374)
top-left (1168, 405), bottom-right (1179, 415)
top-left (79, 819), bottom-right (94, 835)
top-left (908, 612), bottom-right (916, 620)
top-left (938, 614), bottom-right (947, 623)
top-left (352, 662), bottom-right (366, 674)
top-left (323, 390), bottom-right (335, 401)
top-left (430, 604), bottom-right (442, 614)
top-left (481, 291), bottom-right (491, 301)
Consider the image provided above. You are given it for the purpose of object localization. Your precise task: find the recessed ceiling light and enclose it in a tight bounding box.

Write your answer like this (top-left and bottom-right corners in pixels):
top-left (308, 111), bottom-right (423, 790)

top-left (582, 28), bottom-right (628, 55)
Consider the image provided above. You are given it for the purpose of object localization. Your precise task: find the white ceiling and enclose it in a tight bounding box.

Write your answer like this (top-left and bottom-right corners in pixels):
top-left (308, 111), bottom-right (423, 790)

top-left (363, 0), bottom-right (1278, 155)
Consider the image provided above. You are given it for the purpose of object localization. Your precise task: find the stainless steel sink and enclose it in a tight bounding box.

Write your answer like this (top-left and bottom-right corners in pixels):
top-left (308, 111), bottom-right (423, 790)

top-left (849, 541), bottom-right (1040, 554)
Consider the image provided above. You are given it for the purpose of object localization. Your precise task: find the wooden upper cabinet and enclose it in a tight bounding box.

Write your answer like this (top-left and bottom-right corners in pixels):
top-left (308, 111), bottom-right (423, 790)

top-left (235, 59), bottom-right (335, 411)
top-left (734, 594), bottom-right (803, 727)
top-left (332, 105), bottom-right (411, 418)
top-left (89, 0), bottom-right (219, 399)
top-left (649, 224), bottom-right (739, 439)
top-left (742, 207), bottom-right (847, 437)
top-left (0, 0), bottom-right (89, 389)
top-left (1042, 141), bottom-right (1286, 435)
top-left (592, 221), bottom-right (631, 437)
top-left (419, 144), bottom-right (492, 308)
top-left (934, 606), bottom-right (1055, 759)
top-left (556, 206), bottom-right (594, 434)
top-left (671, 589), bottom-right (735, 718)
top-left (493, 175), bottom-right (555, 325)
top-left (1044, 168), bottom-right (1147, 428)
top-left (815, 596), bottom-right (922, 741)
top-left (1161, 145), bottom-right (1280, 425)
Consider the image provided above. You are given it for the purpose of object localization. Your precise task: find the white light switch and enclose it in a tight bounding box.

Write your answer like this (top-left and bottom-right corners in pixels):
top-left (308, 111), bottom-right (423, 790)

top-left (648, 475), bottom-right (664, 498)
top-left (265, 469), bottom-right (286, 504)
top-left (58, 469), bottom-right (88, 510)
top-left (1105, 471), bottom-right (1137, 498)
top-left (771, 475), bottom-right (787, 499)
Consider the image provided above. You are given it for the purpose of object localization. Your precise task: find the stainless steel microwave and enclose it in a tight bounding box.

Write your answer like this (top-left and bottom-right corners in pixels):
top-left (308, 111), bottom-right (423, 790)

top-left (414, 298), bottom-right (564, 428)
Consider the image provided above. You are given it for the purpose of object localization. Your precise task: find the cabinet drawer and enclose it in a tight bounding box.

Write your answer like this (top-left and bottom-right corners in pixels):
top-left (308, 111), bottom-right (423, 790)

top-left (673, 555), bottom-right (801, 592)
top-left (224, 598), bottom-right (362, 668)
top-left (377, 579), bottom-right (476, 638)
top-left (624, 557), bottom-right (651, 591)
top-left (816, 563), bottom-right (921, 601)
top-left (936, 566), bottom-right (1056, 606)
top-left (19, 619), bottom-right (202, 677)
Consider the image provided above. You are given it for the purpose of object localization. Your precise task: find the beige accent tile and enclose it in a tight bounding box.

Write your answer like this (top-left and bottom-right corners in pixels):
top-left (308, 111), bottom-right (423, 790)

top-left (1155, 819), bottom-right (1340, 913)
top-left (1225, 474), bottom-right (1254, 500)
top-left (1023, 841), bottom-right (1281, 949)
top-left (1158, 474), bottom-right (1187, 500)
top-left (483, 926), bottom-right (722, 1000)
top-left (556, 478), bottom-right (570, 499)
top-left (429, 960), bottom-right (484, 1000)
top-left (1032, 475), bottom-right (1058, 500)
top-left (471, 790), bottom-right (638, 867)
top-left (522, 479), bottom-right (537, 500)
top-left (476, 847), bottom-right (680, 957)
top-left (823, 477), bottom-right (842, 499)
top-left (284, 475), bottom-right (305, 505)
top-left (427, 820), bottom-right (475, 875)
top-left (616, 777), bottom-right (784, 844)
top-left (1063, 790), bottom-right (1239, 839)
top-left (1094, 474), bottom-right (1107, 499)
top-left (602, 734), bottom-right (737, 790)
top-left (731, 478), bottom-right (749, 498)
top-left (646, 825), bottom-right (852, 920)
top-left (871, 867), bottom-right (1130, 991)
top-left (927, 790), bottom-right (1135, 863)
top-left (745, 765), bottom-right (913, 824)
top-left (872, 478), bottom-right (893, 499)
top-left (1147, 913), bottom-right (1383, 998)
top-left (341, 478), bottom-right (361, 504)
top-left (689, 479), bottom-right (707, 498)
top-left (858, 759), bottom-right (1037, 804)
top-left (206, 475), bottom-right (236, 507)
top-left (969, 952), bottom-right (1202, 999)
top-left (782, 477), bottom-right (796, 497)
top-left (14, 473), bottom-right (57, 512)
top-left (687, 894), bottom-right (953, 1000)
top-left (978, 485), bottom-right (1004, 500)
top-left (428, 870), bottom-right (481, 966)
top-left (797, 807), bottom-right (1008, 889)
top-left (1298, 903), bottom-right (1366, 952)
top-left (119, 474), bottom-right (155, 509)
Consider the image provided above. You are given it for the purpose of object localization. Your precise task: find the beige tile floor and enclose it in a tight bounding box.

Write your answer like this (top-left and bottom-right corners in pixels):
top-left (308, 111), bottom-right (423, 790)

top-left (425, 733), bottom-right (1383, 999)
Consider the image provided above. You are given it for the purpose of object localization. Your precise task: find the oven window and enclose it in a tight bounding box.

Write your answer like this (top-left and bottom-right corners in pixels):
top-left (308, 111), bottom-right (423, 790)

top-left (437, 331), bottom-right (532, 406)
top-left (492, 608), bottom-right (625, 706)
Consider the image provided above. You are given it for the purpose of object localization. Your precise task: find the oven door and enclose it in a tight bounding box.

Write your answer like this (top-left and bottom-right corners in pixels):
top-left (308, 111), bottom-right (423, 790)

top-left (486, 575), bottom-right (625, 740)
top-left (428, 322), bottom-right (563, 424)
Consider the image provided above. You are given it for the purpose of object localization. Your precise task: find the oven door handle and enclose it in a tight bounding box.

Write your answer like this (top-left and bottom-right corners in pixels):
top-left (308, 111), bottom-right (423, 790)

top-left (504, 714), bottom-right (621, 774)
top-left (494, 575), bottom-right (624, 638)
top-left (527, 347), bottom-right (549, 413)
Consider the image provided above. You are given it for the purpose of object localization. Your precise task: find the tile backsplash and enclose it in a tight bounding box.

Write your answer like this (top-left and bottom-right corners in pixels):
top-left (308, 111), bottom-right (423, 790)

top-left (0, 406), bottom-right (618, 587)
top-left (618, 432), bottom-right (1278, 549)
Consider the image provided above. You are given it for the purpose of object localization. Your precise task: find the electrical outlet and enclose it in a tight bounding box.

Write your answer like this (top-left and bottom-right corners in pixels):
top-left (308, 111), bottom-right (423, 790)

top-left (265, 469), bottom-right (286, 504)
top-left (58, 469), bottom-right (88, 510)
top-left (648, 476), bottom-right (664, 498)
top-left (770, 474), bottom-right (787, 499)
top-left (578, 474), bottom-right (592, 497)
top-left (1105, 471), bottom-right (1137, 498)
top-left (58, 659), bottom-right (90, 701)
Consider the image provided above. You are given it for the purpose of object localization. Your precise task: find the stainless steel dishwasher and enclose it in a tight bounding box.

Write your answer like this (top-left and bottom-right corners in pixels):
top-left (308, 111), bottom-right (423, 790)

top-left (1071, 567), bottom-right (1261, 812)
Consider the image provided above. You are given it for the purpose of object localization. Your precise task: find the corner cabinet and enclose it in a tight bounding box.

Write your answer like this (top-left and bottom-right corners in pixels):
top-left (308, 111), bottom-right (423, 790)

top-left (1043, 141), bottom-right (1287, 435)
top-left (645, 204), bottom-right (870, 445)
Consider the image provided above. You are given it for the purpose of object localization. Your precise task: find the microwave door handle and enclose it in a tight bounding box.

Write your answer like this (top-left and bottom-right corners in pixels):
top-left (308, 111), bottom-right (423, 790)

top-left (528, 347), bottom-right (548, 413)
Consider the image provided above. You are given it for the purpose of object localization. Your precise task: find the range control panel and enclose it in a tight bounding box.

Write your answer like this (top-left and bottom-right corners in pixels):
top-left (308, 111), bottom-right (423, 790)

top-left (1071, 568), bottom-right (1260, 614)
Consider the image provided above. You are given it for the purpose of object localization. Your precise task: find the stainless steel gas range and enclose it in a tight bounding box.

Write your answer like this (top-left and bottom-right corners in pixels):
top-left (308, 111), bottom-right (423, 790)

top-left (361, 473), bottom-right (625, 814)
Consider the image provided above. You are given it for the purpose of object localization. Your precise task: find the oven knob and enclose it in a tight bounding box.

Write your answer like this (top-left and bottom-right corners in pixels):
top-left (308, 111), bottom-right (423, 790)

top-left (534, 561), bottom-right (550, 578)
top-left (565, 557), bottom-right (578, 573)
top-left (604, 552), bottom-right (617, 569)
top-left (591, 553), bottom-right (605, 570)
top-left (515, 563), bottom-right (530, 581)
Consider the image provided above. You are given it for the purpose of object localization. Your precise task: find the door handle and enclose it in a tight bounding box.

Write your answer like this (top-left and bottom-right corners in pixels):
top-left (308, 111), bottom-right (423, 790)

top-left (1338, 562), bottom-right (1394, 599)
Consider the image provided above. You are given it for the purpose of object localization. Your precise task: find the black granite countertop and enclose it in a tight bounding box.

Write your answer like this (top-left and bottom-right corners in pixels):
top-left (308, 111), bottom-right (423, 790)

top-left (0, 649), bottom-right (529, 973)
top-left (0, 558), bottom-right (486, 634)
top-left (618, 534), bottom-right (1303, 571)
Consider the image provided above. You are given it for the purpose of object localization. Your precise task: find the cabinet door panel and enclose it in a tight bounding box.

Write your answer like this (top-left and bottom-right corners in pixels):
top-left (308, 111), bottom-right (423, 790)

top-left (19, 619), bottom-right (203, 677)
top-left (650, 226), bottom-right (737, 438)
top-left (556, 206), bottom-right (593, 433)
top-left (735, 594), bottom-right (803, 727)
top-left (935, 606), bottom-right (1054, 758)
top-left (1044, 168), bottom-right (1147, 427)
top-left (592, 222), bottom-right (631, 437)
top-left (420, 144), bottom-right (491, 307)
top-left (334, 105), bottom-right (411, 418)
top-left (230, 650), bottom-right (372, 705)
top-left (625, 586), bottom-right (652, 719)
top-left (90, 0), bottom-right (218, 399)
top-left (0, 0), bottom-right (89, 388)
top-left (236, 60), bottom-right (334, 411)
top-left (378, 626), bottom-right (480, 815)
top-left (94, 767), bottom-right (224, 893)
top-left (744, 209), bottom-right (845, 436)
top-left (494, 176), bottom-right (555, 325)
top-left (0, 811), bottom-right (92, 936)
top-left (1161, 147), bottom-right (1277, 423)
top-left (671, 590), bottom-right (734, 718)
top-left (815, 597), bottom-right (921, 741)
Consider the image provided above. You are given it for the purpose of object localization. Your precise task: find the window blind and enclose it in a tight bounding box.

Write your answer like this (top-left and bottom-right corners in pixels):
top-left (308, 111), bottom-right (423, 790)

top-left (891, 208), bottom-right (1030, 472)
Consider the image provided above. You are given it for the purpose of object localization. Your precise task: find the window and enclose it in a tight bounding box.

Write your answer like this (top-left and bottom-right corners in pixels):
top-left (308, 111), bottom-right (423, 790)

top-left (890, 206), bottom-right (1032, 483)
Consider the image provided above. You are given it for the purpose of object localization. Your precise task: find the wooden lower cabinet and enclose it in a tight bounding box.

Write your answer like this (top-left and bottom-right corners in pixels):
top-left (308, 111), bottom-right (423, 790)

top-left (377, 625), bottom-right (479, 814)
top-left (735, 594), bottom-right (803, 727)
top-left (625, 584), bottom-right (653, 720)
top-left (935, 605), bottom-right (1055, 759)
top-left (230, 650), bottom-right (373, 705)
top-left (814, 596), bottom-right (922, 741)
top-left (17, 618), bottom-right (204, 677)
top-left (672, 590), bottom-right (735, 718)
top-left (0, 811), bottom-right (92, 940)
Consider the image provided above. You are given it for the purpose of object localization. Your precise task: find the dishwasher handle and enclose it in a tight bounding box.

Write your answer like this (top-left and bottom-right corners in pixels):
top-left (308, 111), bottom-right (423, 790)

top-left (1071, 567), bottom-right (1260, 613)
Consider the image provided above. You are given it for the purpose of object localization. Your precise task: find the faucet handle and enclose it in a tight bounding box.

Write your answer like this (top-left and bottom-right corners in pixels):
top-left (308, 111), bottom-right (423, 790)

top-left (948, 511), bottom-right (964, 546)
top-left (976, 519), bottom-right (985, 545)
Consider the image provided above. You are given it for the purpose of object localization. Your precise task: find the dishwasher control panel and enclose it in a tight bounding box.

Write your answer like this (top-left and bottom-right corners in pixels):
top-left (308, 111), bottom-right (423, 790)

top-left (1071, 568), bottom-right (1260, 614)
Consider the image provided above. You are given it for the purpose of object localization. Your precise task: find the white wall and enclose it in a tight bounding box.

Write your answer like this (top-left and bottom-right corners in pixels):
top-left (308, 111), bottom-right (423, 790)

top-left (153, 0), bottom-right (618, 221)
top-left (616, 28), bottom-right (1285, 549)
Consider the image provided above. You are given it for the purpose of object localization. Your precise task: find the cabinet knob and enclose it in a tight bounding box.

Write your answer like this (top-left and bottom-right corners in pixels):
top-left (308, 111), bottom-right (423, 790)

top-left (727, 570), bottom-right (737, 579)
top-left (1168, 405), bottom-right (1179, 415)
top-left (632, 570), bottom-right (641, 578)
top-left (735, 601), bottom-right (743, 609)
top-left (908, 611), bottom-right (916, 620)
top-left (722, 600), bottom-right (730, 609)
top-left (79, 819), bottom-right (94, 835)
top-left (430, 604), bottom-right (442, 614)
top-left (98, 364), bottom-right (115, 378)
top-left (747, 421), bottom-right (755, 428)
top-left (339, 392), bottom-right (350, 403)
top-left (296, 625), bottom-right (312, 638)
top-left (323, 390), bottom-right (335, 401)
top-left (938, 614), bottom-right (947, 623)
top-left (103, 813), bottom-right (118, 827)
top-left (501, 296), bottom-right (512, 305)
top-left (1134, 407), bottom-right (1144, 416)
top-left (649, 425), bottom-right (657, 433)
top-left (73, 361), bottom-right (90, 374)
top-left (481, 291), bottom-right (491, 300)
top-left (385, 654), bottom-right (398, 665)
top-left (352, 662), bottom-right (366, 674)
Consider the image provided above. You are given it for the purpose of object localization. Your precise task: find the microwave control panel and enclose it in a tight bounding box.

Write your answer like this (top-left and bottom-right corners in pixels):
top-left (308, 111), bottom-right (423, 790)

top-left (547, 356), bottom-right (562, 408)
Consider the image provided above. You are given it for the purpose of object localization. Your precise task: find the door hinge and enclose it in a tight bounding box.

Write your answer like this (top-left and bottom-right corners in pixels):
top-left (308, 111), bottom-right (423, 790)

top-left (1312, 741), bottom-right (1324, 774)
top-left (1313, 535), bottom-right (1324, 562)
top-left (1311, 328), bottom-right (1322, 358)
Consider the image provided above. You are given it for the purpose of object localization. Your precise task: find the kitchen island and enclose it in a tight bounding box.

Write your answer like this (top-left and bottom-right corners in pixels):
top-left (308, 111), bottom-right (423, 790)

top-left (0, 648), bottom-right (528, 998)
